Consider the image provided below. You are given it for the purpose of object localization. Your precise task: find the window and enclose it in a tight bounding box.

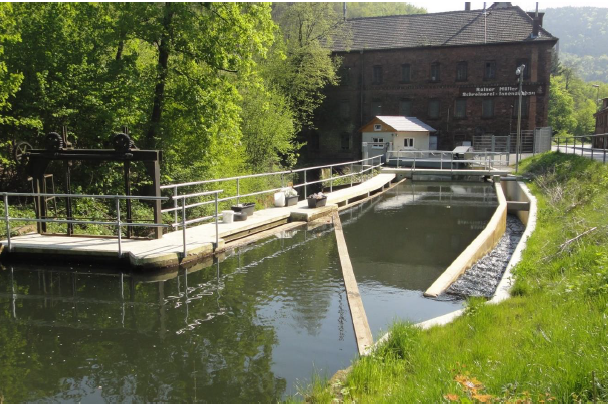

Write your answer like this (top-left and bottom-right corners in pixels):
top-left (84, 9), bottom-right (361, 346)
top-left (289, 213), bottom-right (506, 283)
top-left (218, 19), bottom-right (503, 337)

top-left (484, 61), bottom-right (496, 80)
top-left (430, 63), bottom-right (440, 82)
top-left (401, 64), bottom-right (411, 82)
top-left (338, 66), bottom-right (351, 86)
top-left (482, 99), bottom-right (495, 118)
top-left (341, 133), bottom-right (351, 150)
top-left (456, 62), bottom-right (468, 81)
top-left (454, 98), bottom-right (467, 118)
top-left (428, 99), bottom-right (440, 119)
top-left (372, 65), bottom-right (383, 84)
top-left (403, 138), bottom-right (414, 148)
top-left (399, 99), bottom-right (412, 116)
top-left (371, 99), bottom-right (382, 116)
top-left (339, 101), bottom-right (350, 119)
top-left (371, 137), bottom-right (384, 149)
top-left (516, 59), bottom-right (530, 79)
top-left (513, 97), bottom-right (529, 118)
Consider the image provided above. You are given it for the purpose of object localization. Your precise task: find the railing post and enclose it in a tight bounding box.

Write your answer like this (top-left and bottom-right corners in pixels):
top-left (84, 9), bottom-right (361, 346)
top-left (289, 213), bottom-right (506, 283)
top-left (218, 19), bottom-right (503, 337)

top-left (604, 135), bottom-right (607, 164)
top-left (4, 194), bottom-right (11, 252)
top-left (350, 163), bottom-right (353, 187)
top-left (397, 151), bottom-right (400, 168)
top-left (116, 197), bottom-right (122, 258)
top-left (236, 178), bottom-right (240, 206)
top-left (173, 186), bottom-right (178, 228)
top-left (330, 165), bottom-right (333, 193)
top-left (304, 170), bottom-right (307, 198)
top-left (181, 200), bottom-right (187, 259)
top-left (214, 192), bottom-right (219, 249)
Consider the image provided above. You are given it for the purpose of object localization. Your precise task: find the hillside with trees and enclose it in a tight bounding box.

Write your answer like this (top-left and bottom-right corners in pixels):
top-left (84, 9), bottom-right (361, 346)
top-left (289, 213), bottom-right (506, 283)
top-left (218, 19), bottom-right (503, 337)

top-left (543, 7), bottom-right (608, 82)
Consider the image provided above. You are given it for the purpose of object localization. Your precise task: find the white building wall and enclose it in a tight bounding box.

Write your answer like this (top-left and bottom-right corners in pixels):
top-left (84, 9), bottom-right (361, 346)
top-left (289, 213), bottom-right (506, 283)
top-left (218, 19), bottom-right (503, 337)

top-left (393, 131), bottom-right (430, 150)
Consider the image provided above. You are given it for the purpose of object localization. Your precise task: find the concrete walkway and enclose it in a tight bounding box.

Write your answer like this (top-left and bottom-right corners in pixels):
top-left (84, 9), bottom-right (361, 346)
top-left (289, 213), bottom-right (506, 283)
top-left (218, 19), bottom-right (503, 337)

top-left (1, 173), bottom-right (395, 269)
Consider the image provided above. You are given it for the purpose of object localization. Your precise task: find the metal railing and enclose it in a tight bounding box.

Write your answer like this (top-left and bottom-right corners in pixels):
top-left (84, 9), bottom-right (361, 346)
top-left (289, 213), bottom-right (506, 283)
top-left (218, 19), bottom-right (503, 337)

top-left (553, 133), bottom-right (608, 163)
top-left (160, 155), bottom-right (384, 223)
top-left (1, 192), bottom-right (170, 257)
top-left (1, 156), bottom-right (386, 260)
top-left (385, 150), bottom-right (509, 171)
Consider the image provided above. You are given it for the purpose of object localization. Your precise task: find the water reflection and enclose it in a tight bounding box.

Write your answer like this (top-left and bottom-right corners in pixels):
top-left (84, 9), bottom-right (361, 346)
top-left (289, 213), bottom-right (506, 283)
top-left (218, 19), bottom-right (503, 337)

top-left (341, 181), bottom-right (498, 336)
top-left (0, 224), bottom-right (355, 403)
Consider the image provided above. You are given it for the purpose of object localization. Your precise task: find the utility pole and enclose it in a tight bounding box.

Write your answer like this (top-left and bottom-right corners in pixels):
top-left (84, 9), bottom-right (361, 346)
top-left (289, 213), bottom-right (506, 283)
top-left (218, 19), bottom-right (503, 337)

top-left (592, 84), bottom-right (600, 111)
top-left (515, 64), bottom-right (525, 173)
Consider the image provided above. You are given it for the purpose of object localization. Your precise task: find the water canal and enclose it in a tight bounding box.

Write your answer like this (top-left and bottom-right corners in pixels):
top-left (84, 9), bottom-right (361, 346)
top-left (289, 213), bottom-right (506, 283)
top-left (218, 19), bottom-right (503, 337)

top-left (0, 181), bottom-right (497, 403)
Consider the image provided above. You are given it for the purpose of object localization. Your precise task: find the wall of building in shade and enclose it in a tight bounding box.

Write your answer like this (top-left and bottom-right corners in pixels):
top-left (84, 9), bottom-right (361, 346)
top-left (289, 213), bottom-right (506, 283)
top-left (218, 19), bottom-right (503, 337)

top-left (306, 38), bottom-right (556, 162)
top-left (593, 98), bottom-right (608, 149)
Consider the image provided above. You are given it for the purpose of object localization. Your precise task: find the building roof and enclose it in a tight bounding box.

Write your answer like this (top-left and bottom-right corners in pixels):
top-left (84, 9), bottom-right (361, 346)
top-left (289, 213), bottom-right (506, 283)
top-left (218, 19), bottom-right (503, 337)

top-left (372, 116), bottom-right (436, 132)
top-left (332, 5), bottom-right (557, 52)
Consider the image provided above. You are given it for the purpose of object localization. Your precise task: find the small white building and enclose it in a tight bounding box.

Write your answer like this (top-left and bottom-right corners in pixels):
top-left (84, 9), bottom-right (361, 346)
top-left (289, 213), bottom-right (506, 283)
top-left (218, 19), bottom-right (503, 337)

top-left (360, 116), bottom-right (437, 159)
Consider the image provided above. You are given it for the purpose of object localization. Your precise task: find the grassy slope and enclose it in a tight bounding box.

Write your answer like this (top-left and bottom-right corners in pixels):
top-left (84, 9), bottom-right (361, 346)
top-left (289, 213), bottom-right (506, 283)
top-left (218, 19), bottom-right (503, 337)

top-left (307, 152), bottom-right (608, 404)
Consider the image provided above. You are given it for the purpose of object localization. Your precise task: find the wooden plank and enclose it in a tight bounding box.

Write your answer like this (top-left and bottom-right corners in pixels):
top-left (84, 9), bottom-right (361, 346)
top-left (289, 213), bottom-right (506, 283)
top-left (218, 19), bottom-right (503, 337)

top-left (332, 211), bottom-right (373, 355)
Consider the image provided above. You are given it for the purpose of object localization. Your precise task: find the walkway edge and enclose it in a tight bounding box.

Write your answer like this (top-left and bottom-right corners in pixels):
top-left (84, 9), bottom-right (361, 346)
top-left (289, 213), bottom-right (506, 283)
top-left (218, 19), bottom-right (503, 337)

top-left (332, 211), bottom-right (374, 355)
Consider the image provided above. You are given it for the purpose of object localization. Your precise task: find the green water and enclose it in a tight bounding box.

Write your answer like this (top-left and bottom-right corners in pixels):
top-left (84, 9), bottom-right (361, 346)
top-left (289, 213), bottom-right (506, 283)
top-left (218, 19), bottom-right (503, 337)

top-left (0, 224), bottom-right (354, 403)
top-left (341, 181), bottom-right (498, 336)
top-left (0, 181), bottom-right (498, 403)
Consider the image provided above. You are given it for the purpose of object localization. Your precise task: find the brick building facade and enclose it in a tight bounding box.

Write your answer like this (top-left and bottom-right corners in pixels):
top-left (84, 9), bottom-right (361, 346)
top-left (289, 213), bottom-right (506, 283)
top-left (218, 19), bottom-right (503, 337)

top-left (305, 3), bottom-right (558, 162)
top-left (593, 98), bottom-right (608, 149)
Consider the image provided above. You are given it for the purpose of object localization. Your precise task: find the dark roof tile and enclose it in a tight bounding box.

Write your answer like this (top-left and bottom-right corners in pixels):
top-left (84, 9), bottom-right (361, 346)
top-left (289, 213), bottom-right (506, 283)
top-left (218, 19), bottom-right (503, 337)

top-left (332, 6), bottom-right (557, 51)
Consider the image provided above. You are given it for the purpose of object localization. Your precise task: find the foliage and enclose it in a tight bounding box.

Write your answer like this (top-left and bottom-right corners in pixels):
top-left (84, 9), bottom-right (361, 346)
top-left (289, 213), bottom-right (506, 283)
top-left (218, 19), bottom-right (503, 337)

top-left (548, 76), bottom-right (576, 136)
top-left (543, 7), bottom-right (608, 82)
top-left (270, 3), bottom-right (348, 130)
top-left (306, 152), bottom-right (608, 404)
top-left (339, 2), bottom-right (426, 18)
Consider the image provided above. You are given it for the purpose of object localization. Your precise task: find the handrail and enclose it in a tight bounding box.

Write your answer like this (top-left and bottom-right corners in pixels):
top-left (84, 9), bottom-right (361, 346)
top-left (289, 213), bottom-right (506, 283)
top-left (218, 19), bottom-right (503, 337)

top-left (385, 149), bottom-right (509, 171)
top-left (554, 133), bottom-right (608, 164)
top-left (1, 193), bottom-right (170, 258)
top-left (161, 156), bottom-right (383, 222)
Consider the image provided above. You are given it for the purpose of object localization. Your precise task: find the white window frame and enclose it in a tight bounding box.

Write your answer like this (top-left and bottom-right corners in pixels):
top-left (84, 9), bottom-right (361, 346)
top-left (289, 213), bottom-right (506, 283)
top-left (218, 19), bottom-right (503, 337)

top-left (371, 137), bottom-right (384, 149)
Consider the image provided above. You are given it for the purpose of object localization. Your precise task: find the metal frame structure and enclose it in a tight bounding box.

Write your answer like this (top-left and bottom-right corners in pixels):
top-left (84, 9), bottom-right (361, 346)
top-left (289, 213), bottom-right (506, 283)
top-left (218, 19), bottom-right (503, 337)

top-left (19, 131), bottom-right (163, 239)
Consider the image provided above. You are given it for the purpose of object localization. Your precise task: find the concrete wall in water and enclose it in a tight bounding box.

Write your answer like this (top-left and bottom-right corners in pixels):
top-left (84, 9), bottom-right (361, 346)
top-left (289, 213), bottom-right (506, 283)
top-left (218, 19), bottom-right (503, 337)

top-left (501, 179), bottom-right (532, 226)
top-left (424, 179), bottom-right (507, 297)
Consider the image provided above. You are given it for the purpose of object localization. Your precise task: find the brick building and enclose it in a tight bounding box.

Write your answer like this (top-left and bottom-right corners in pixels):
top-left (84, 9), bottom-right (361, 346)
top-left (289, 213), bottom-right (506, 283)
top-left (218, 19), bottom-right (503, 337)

top-left (306, 2), bottom-right (558, 162)
top-left (593, 98), bottom-right (608, 149)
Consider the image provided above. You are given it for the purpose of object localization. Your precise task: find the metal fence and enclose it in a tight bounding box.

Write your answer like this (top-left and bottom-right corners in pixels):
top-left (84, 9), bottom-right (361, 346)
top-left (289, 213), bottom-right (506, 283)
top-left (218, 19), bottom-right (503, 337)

top-left (1, 156), bottom-right (384, 259)
top-left (385, 150), bottom-right (509, 170)
top-left (553, 133), bottom-right (608, 164)
top-left (473, 127), bottom-right (552, 154)
top-left (160, 155), bottom-right (384, 228)
top-left (1, 192), bottom-right (171, 257)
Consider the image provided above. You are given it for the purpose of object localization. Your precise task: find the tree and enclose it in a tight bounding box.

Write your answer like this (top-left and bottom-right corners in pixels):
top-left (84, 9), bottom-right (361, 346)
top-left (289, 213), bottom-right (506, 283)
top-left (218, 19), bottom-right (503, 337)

top-left (548, 75), bottom-right (577, 136)
top-left (270, 3), bottom-right (349, 130)
top-left (340, 2), bottom-right (426, 18)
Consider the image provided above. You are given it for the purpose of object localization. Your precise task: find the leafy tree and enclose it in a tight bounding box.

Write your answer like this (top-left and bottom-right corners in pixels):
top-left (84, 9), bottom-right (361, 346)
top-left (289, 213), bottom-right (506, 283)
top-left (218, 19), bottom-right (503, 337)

top-left (340, 2), bottom-right (426, 18)
top-left (270, 3), bottom-right (349, 130)
top-left (548, 76), bottom-right (577, 136)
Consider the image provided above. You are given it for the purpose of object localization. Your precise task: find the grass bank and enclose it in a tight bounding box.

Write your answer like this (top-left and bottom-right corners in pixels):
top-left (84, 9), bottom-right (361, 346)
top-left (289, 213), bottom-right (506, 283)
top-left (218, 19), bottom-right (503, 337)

top-left (306, 152), bottom-right (608, 404)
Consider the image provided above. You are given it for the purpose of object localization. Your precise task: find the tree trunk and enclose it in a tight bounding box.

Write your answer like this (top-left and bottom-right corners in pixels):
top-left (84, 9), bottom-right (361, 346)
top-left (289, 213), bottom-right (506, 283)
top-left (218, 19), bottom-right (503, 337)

top-left (146, 3), bottom-right (174, 148)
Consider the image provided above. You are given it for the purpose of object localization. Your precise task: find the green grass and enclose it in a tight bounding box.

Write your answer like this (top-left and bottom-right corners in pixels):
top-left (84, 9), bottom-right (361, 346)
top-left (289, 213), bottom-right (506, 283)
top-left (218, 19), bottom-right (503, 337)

top-left (304, 151), bottom-right (608, 404)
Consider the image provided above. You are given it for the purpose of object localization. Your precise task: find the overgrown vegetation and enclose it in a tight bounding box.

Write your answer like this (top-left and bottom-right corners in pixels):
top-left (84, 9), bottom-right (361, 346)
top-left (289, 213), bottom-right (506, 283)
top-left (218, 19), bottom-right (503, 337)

top-left (304, 152), bottom-right (608, 404)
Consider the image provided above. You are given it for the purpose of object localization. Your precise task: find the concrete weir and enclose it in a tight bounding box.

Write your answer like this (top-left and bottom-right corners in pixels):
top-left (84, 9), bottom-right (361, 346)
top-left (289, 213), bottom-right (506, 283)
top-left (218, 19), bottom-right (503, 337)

top-left (424, 177), bottom-right (508, 297)
top-left (0, 173), bottom-right (395, 269)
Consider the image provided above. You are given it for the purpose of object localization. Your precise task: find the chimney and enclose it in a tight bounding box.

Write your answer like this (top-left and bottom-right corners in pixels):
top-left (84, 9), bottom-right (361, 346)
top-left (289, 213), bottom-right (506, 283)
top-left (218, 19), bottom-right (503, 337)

top-left (343, 2), bottom-right (347, 20)
top-left (465, 2), bottom-right (471, 10)
top-left (531, 2), bottom-right (541, 37)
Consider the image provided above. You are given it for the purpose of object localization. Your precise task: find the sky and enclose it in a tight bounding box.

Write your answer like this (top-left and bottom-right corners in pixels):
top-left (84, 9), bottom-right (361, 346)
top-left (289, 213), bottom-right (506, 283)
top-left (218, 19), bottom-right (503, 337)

top-left (402, 1), bottom-right (608, 13)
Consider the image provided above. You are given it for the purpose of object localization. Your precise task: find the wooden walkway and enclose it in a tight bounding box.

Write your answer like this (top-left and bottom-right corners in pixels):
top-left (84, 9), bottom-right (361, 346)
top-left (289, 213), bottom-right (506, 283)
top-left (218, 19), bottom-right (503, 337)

top-left (0, 173), bottom-right (395, 269)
